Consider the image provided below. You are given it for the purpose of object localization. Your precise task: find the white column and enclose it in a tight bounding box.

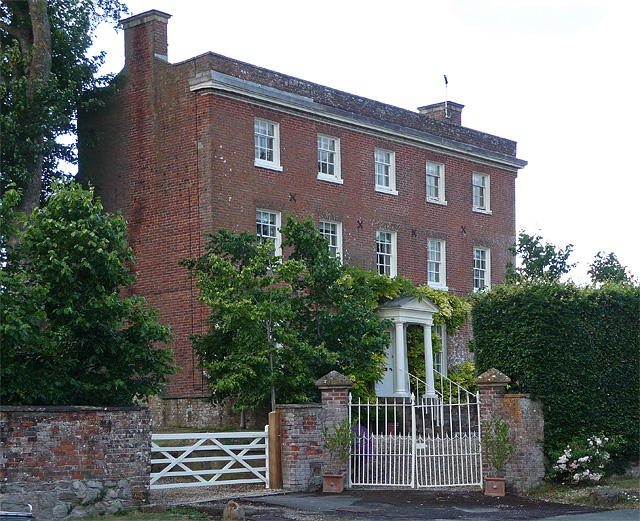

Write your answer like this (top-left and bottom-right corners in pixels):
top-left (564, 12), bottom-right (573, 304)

top-left (394, 321), bottom-right (409, 396)
top-left (424, 324), bottom-right (437, 398)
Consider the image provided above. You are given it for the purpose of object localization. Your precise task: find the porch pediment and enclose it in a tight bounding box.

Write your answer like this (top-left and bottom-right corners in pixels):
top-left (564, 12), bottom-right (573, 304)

top-left (377, 296), bottom-right (440, 324)
top-left (376, 296), bottom-right (441, 398)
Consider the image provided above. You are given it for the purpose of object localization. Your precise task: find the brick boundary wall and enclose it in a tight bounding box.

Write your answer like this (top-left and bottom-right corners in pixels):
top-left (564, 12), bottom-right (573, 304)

top-left (0, 406), bottom-right (151, 520)
top-left (277, 371), bottom-right (352, 492)
top-left (277, 403), bottom-right (323, 491)
top-left (476, 369), bottom-right (545, 493)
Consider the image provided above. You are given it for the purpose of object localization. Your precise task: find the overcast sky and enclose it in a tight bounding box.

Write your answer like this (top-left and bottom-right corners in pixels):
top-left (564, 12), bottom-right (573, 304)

top-left (91, 0), bottom-right (640, 283)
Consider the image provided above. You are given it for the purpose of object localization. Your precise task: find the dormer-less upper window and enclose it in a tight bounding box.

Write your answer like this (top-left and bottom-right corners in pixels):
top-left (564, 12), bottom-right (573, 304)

top-left (255, 119), bottom-right (282, 171)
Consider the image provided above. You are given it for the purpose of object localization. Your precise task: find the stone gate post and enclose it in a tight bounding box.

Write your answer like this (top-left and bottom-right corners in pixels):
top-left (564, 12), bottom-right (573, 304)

top-left (277, 371), bottom-right (353, 492)
top-left (476, 368), bottom-right (545, 493)
top-left (315, 371), bottom-right (353, 476)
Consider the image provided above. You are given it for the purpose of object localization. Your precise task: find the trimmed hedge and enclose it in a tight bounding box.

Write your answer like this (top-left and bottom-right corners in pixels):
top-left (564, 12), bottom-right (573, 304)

top-left (472, 282), bottom-right (639, 463)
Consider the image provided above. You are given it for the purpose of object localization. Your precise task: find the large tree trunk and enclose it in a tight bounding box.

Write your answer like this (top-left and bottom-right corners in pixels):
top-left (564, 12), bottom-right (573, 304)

top-left (16, 0), bottom-right (52, 215)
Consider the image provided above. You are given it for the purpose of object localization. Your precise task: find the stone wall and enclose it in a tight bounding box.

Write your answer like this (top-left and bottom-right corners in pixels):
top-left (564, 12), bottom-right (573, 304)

top-left (0, 406), bottom-right (151, 520)
top-left (147, 395), bottom-right (268, 431)
top-left (477, 369), bottom-right (545, 493)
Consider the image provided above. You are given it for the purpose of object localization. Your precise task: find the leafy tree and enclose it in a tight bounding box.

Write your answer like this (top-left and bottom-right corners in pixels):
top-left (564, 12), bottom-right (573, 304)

top-left (1, 183), bottom-right (175, 406)
top-left (281, 215), bottom-right (404, 399)
top-left (182, 216), bottom-right (405, 409)
top-left (180, 228), bottom-right (335, 412)
top-left (588, 251), bottom-right (634, 285)
top-left (0, 0), bottom-right (127, 213)
top-left (505, 231), bottom-right (575, 283)
top-left (183, 214), bottom-right (472, 410)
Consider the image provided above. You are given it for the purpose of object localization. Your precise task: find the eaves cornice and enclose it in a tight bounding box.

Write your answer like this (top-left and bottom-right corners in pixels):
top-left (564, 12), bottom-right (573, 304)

top-left (189, 70), bottom-right (528, 171)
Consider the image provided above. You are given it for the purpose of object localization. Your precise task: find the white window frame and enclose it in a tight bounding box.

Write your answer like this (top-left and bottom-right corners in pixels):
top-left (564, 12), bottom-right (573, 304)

top-left (376, 230), bottom-right (397, 277)
top-left (319, 220), bottom-right (343, 260)
top-left (426, 161), bottom-right (446, 205)
top-left (317, 134), bottom-right (343, 184)
top-left (473, 247), bottom-right (491, 291)
top-left (433, 324), bottom-right (447, 375)
top-left (375, 148), bottom-right (397, 195)
top-left (472, 172), bottom-right (491, 214)
top-left (256, 209), bottom-right (282, 256)
top-left (427, 239), bottom-right (447, 290)
top-left (254, 118), bottom-right (282, 172)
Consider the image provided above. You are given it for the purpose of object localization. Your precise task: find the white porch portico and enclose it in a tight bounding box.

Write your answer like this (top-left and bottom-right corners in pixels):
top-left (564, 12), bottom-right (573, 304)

top-left (375, 296), bottom-right (440, 398)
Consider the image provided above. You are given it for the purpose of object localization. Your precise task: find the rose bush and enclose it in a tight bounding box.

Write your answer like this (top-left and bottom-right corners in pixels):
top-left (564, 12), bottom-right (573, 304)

top-left (547, 435), bottom-right (623, 484)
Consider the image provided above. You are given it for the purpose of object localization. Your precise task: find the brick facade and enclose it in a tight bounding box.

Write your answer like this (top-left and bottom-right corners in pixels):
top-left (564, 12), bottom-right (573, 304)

top-left (0, 406), bottom-right (151, 520)
top-left (79, 10), bottom-right (527, 401)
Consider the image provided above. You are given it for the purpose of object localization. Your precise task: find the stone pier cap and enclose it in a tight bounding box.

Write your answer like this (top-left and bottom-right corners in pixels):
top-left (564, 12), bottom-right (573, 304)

top-left (315, 371), bottom-right (354, 390)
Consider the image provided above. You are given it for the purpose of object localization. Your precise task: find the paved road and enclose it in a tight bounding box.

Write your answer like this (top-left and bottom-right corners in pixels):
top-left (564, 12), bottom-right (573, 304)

top-left (236, 489), bottom-right (640, 521)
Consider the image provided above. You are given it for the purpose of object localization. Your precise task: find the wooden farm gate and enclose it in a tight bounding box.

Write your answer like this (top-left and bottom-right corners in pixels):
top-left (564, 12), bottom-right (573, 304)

top-left (151, 428), bottom-right (270, 489)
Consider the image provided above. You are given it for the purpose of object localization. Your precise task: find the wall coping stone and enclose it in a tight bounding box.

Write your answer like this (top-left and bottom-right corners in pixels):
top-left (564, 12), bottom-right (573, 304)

top-left (0, 405), bottom-right (148, 413)
top-left (277, 403), bottom-right (321, 410)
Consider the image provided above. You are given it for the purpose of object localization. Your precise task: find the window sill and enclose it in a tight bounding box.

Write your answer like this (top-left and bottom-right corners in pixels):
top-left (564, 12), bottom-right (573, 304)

top-left (427, 283), bottom-right (449, 291)
top-left (255, 159), bottom-right (283, 172)
top-left (375, 187), bottom-right (398, 196)
top-left (317, 174), bottom-right (344, 185)
top-left (426, 198), bottom-right (448, 206)
top-left (473, 207), bottom-right (492, 215)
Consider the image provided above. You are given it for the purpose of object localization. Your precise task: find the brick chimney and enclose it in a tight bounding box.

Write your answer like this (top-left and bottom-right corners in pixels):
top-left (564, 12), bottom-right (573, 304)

top-left (121, 10), bottom-right (171, 70)
top-left (418, 102), bottom-right (465, 126)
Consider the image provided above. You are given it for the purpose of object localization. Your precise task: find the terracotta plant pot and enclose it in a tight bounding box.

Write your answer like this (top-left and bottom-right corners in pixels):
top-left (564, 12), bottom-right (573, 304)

top-left (484, 476), bottom-right (506, 496)
top-left (322, 472), bottom-right (345, 493)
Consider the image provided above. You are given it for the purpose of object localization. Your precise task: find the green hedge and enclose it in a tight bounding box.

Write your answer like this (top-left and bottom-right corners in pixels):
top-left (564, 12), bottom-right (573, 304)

top-left (472, 282), bottom-right (639, 463)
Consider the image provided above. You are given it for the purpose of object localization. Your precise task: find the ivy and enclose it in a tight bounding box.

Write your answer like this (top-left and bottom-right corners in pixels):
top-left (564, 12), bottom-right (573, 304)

top-left (472, 281), bottom-right (639, 466)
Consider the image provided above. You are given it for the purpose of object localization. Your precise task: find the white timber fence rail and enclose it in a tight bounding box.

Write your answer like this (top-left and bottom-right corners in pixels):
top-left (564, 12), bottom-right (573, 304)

top-left (150, 428), bottom-right (270, 489)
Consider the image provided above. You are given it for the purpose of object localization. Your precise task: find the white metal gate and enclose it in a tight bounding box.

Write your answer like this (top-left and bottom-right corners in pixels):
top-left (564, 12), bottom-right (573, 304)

top-left (349, 372), bottom-right (482, 488)
top-left (150, 428), bottom-right (269, 489)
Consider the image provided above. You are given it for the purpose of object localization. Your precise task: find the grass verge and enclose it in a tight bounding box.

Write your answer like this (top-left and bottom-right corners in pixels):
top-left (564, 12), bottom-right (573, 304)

top-left (527, 476), bottom-right (640, 510)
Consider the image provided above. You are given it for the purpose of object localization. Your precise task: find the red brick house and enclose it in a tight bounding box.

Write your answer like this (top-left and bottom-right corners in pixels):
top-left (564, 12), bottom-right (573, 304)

top-left (79, 10), bottom-right (526, 424)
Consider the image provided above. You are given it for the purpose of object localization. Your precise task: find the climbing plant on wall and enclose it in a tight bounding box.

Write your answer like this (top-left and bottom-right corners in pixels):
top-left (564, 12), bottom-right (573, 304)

top-left (472, 281), bottom-right (639, 466)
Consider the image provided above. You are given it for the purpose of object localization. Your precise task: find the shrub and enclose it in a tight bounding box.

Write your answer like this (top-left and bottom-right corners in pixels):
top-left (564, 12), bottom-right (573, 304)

top-left (547, 435), bottom-right (625, 484)
top-left (483, 415), bottom-right (514, 476)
